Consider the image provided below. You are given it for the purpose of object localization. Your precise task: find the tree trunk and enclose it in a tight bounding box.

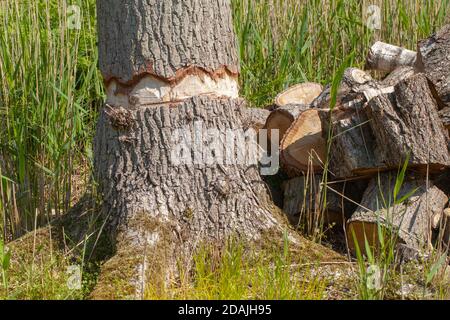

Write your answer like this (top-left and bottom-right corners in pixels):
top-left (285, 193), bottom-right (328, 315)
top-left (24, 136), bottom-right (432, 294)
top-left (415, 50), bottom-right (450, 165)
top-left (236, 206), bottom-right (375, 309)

top-left (92, 0), bottom-right (310, 299)
top-left (416, 24), bottom-right (450, 109)
top-left (347, 173), bottom-right (448, 258)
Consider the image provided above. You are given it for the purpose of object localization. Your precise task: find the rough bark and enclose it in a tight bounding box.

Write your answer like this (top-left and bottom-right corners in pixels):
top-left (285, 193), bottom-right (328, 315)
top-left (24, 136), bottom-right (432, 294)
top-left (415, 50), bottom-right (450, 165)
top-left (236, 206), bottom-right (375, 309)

top-left (439, 107), bottom-right (450, 131)
top-left (366, 73), bottom-right (450, 172)
top-left (319, 105), bottom-right (377, 179)
top-left (381, 66), bottom-right (415, 87)
top-left (244, 107), bottom-right (270, 131)
top-left (280, 109), bottom-right (326, 177)
top-left (365, 41), bottom-right (417, 73)
top-left (264, 104), bottom-right (310, 145)
top-left (97, 0), bottom-right (240, 85)
top-left (93, 97), bottom-right (293, 298)
top-left (93, 0), bottom-right (317, 299)
top-left (275, 83), bottom-right (323, 107)
top-left (347, 173), bottom-right (448, 257)
top-left (416, 24), bottom-right (450, 108)
top-left (282, 175), bottom-right (341, 230)
top-left (322, 73), bottom-right (450, 179)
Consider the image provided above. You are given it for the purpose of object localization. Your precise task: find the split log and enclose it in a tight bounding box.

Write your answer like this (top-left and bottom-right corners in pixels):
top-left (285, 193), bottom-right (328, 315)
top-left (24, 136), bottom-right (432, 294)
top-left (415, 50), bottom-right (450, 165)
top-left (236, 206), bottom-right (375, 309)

top-left (365, 41), bottom-right (417, 73)
top-left (319, 105), bottom-right (377, 179)
top-left (366, 73), bottom-right (450, 172)
top-left (275, 82), bottom-right (323, 107)
top-left (442, 209), bottom-right (450, 250)
top-left (416, 24), bottom-right (450, 109)
top-left (312, 68), bottom-right (375, 110)
top-left (322, 73), bottom-right (450, 179)
top-left (280, 109), bottom-right (326, 177)
top-left (264, 104), bottom-right (310, 145)
top-left (347, 173), bottom-right (448, 256)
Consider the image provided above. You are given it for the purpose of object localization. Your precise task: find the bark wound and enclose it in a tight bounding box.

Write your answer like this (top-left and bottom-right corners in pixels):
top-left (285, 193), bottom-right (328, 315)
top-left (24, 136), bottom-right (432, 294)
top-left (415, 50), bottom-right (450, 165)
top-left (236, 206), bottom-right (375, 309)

top-left (106, 67), bottom-right (239, 108)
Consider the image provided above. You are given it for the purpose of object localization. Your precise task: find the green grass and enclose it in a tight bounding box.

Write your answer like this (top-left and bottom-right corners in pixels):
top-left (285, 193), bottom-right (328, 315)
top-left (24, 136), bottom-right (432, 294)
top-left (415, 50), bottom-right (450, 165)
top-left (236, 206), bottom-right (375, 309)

top-left (145, 237), bottom-right (328, 300)
top-left (0, 0), bottom-right (449, 300)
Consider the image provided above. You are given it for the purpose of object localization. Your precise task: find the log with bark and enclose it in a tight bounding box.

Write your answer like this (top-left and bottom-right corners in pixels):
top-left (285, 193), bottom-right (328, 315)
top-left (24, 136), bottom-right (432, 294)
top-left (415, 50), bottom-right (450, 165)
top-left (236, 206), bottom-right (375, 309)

top-left (365, 41), bottom-right (417, 73)
top-left (92, 0), bottom-right (331, 299)
top-left (415, 24), bottom-right (450, 109)
top-left (321, 72), bottom-right (450, 179)
top-left (264, 82), bottom-right (322, 145)
top-left (347, 173), bottom-right (448, 257)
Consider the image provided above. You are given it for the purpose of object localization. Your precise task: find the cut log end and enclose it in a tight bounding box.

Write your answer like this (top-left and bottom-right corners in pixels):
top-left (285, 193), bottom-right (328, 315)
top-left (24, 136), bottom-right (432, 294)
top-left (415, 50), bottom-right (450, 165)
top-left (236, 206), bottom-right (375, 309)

top-left (280, 109), bottom-right (326, 176)
top-left (275, 82), bottom-right (323, 107)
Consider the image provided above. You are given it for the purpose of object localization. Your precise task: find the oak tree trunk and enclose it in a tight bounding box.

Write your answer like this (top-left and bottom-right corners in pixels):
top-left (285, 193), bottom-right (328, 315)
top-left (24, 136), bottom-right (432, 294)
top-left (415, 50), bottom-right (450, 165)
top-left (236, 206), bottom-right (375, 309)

top-left (92, 0), bottom-right (299, 299)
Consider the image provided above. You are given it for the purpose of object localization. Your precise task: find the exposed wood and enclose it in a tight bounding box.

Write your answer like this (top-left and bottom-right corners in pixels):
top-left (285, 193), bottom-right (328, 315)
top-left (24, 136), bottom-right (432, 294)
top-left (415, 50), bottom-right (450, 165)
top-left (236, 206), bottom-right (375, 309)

top-left (416, 24), bottom-right (450, 108)
top-left (264, 104), bottom-right (310, 145)
top-left (347, 173), bottom-right (448, 255)
top-left (312, 68), bottom-right (375, 110)
top-left (365, 41), bottom-right (417, 73)
top-left (366, 73), bottom-right (450, 173)
top-left (280, 109), bottom-right (326, 177)
top-left (275, 82), bottom-right (323, 107)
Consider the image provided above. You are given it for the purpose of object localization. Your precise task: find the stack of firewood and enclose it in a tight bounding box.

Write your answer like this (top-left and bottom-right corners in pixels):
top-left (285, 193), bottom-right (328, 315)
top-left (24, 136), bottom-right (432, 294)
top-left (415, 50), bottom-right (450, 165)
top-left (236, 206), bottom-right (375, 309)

top-left (262, 24), bottom-right (450, 259)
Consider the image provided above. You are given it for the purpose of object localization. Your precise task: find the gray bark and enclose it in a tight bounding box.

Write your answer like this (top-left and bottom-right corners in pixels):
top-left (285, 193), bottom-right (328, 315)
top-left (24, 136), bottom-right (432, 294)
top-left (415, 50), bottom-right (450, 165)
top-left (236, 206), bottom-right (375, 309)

top-left (416, 24), bottom-right (450, 108)
top-left (347, 173), bottom-right (448, 257)
top-left (322, 73), bottom-right (450, 179)
top-left (93, 0), bottom-right (303, 299)
top-left (366, 73), bottom-right (450, 172)
top-left (97, 0), bottom-right (240, 85)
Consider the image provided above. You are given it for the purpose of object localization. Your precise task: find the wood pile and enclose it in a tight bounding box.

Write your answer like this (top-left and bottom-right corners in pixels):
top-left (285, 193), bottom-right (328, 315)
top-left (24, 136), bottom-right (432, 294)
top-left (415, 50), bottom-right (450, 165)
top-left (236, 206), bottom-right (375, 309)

top-left (262, 24), bottom-right (450, 259)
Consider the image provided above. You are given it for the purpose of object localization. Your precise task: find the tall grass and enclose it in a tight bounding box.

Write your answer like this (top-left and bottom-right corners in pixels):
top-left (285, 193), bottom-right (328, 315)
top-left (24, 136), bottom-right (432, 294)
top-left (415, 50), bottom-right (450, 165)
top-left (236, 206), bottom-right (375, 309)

top-left (0, 0), bottom-right (103, 240)
top-left (232, 0), bottom-right (449, 106)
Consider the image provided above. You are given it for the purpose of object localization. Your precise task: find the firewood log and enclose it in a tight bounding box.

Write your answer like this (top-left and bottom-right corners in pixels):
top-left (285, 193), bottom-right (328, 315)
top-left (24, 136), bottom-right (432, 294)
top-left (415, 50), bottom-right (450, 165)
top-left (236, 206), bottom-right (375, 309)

top-left (416, 24), bottom-right (450, 109)
top-left (280, 109), bottom-right (326, 176)
top-left (347, 173), bottom-right (448, 256)
top-left (365, 41), bottom-right (417, 73)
